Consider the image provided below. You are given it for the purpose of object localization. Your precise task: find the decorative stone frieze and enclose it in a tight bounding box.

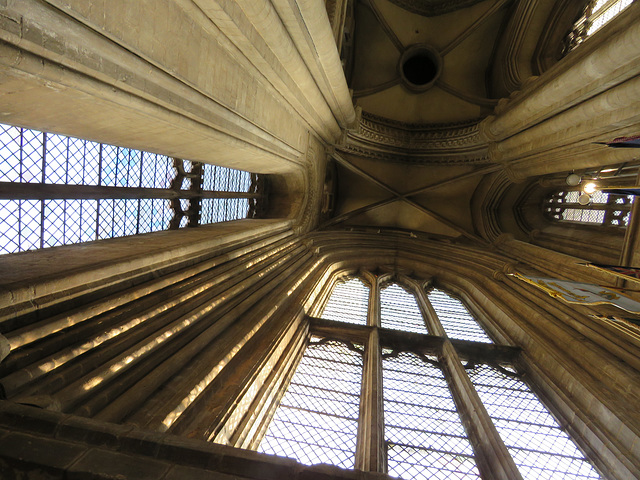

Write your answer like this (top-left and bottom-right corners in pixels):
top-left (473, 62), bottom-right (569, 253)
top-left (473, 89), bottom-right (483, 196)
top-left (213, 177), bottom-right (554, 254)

top-left (340, 112), bottom-right (490, 164)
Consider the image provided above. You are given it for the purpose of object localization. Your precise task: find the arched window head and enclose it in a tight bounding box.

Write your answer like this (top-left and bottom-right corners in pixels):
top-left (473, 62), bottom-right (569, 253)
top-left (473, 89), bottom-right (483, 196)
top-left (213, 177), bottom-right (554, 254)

top-left (428, 288), bottom-right (493, 343)
top-left (321, 277), bottom-right (369, 325)
top-left (565, 0), bottom-right (634, 53)
top-left (544, 190), bottom-right (633, 227)
top-left (258, 272), bottom-right (602, 479)
top-left (380, 283), bottom-right (428, 334)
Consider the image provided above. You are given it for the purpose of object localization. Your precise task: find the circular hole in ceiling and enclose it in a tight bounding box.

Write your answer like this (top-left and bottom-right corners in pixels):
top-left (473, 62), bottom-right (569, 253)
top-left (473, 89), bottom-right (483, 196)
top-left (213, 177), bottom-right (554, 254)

top-left (398, 45), bottom-right (442, 93)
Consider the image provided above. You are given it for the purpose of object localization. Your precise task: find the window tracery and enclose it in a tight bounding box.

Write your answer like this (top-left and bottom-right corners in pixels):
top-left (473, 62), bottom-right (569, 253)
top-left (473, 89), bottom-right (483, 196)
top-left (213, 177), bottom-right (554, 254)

top-left (564, 0), bottom-right (635, 53)
top-left (380, 283), bottom-right (428, 334)
top-left (320, 277), bottom-right (369, 325)
top-left (544, 190), bottom-right (633, 227)
top-left (0, 123), bottom-right (264, 255)
top-left (257, 274), bottom-right (602, 479)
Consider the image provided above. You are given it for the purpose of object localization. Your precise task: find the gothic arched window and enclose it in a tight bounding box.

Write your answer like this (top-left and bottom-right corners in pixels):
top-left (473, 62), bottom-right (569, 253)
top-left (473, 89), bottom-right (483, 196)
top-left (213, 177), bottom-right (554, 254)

top-left (544, 190), bottom-right (633, 227)
top-left (256, 276), bottom-right (602, 479)
top-left (565, 0), bottom-right (635, 52)
top-left (321, 277), bottom-right (369, 325)
top-left (258, 338), bottom-right (364, 468)
top-left (380, 283), bottom-right (427, 333)
top-left (0, 122), bottom-right (264, 255)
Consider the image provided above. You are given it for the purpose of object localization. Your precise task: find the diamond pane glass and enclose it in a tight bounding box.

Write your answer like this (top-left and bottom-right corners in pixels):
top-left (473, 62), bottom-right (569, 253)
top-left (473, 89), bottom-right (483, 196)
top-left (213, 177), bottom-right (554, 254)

top-left (258, 340), bottom-right (363, 469)
top-left (321, 278), bottom-right (369, 325)
top-left (0, 122), bottom-right (258, 255)
top-left (202, 164), bottom-right (252, 192)
top-left (383, 352), bottom-right (480, 480)
top-left (19, 200), bottom-right (42, 251)
top-left (545, 190), bottom-right (633, 227)
top-left (66, 137), bottom-right (85, 185)
top-left (44, 134), bottom-right (68, 184)
top-left (82, 140), bottom-right (100, 186)
top-left (467, 364), bottom-right (601, 479)
top-left (43, 199), bottom-right (66, 247)
top-left (381, 283), bottom-right (428, 334)
top-left (427, 289), bottom-right (492, 343)
top-left (200, 198), bottom-right (249, 224)
top-left (0, 124), bottom-right (21, 182)
top-left (21, 128), bottom-right (43, 183)
top-left (0, 200), bottom-right (21, 253)
top-left (587, 0), bottom-right (633, 35)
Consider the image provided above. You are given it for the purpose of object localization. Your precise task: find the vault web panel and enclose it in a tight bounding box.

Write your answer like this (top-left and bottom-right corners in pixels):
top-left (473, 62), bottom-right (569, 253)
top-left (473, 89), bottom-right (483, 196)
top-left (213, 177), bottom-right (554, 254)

top-left (467, 364), bottom-right (601, 479)
top-left (427, 289), bottom-right (492, 343)
top-left (383, 352), bottom-right (480, 480)
top-left (258, 340), bottom-right (363, 469)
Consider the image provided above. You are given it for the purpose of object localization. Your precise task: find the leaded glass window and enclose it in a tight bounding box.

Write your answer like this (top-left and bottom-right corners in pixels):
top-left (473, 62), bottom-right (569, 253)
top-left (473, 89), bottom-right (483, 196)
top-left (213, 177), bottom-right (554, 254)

top-left (427, 289), bottom-right (492, 343)
top-left (380, 283), bottom-right (428, 334)
top-left (468, 364), bottom-right (601, 480)
top-left (0, 123), bottom-right (264, 255)
top-left (565, 0), bottom-right (635, 52)
top-left (544, 190), bottom-right (632, 227)
top-left (257, 277), bottom-right (601, 479)
top-left (321, 278), bottom-right (369, 325)
top-left (257, 339), bottom-right (363, 468)
top-left (383, 352), bottom-right (480, 480)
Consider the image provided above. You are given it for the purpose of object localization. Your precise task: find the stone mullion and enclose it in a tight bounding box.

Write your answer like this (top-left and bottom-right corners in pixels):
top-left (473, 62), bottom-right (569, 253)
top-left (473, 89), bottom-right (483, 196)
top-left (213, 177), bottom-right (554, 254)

top-left (368, 275), bottom-right (381, 328)
top-left (412, 284), bottom-right (522, 479)
top-left (355, 328), bottom-right (385, 473)
top-left (414, 284), bottom-right (446, 336)
top-left (440, 341), bottom-right (524, 480)
top-left (355, 275), bottom-right (385, 473)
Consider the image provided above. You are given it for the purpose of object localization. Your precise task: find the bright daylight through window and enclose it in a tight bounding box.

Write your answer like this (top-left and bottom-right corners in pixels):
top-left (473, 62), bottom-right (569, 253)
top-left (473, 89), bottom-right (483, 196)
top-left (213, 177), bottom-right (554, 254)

top-left (0, 123), bottom-right (263, 255)
top-left (565, 0), bottom-right (635, 52)
top-left (257, 276), bottom-right (603, 479)
top-left (545, 190), bottom-right (633, 227)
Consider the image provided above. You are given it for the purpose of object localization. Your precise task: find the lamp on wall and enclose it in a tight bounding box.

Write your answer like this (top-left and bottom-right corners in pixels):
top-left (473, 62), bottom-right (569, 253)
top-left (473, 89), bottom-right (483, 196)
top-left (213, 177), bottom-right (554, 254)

top-left (566, 173), bottom-right (582, 186)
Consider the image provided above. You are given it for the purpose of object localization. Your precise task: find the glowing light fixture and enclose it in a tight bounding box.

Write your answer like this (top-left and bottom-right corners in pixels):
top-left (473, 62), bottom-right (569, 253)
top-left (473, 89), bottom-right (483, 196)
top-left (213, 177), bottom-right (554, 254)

top-left (583, 182), bottom-right (598, 194)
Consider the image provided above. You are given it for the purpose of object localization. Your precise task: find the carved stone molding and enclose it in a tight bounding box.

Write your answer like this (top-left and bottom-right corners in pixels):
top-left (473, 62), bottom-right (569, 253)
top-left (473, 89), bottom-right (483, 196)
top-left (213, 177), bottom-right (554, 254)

top-left (340, 112), bottom-right (491, 164)
top-left (385, 0), bottom-right (488, 17)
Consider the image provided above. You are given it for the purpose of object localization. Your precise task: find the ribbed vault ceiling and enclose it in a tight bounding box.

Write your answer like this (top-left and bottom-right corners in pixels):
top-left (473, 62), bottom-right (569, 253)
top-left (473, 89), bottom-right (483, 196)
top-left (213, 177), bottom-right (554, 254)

top-left (330, 0), bottom-right (519, 241)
